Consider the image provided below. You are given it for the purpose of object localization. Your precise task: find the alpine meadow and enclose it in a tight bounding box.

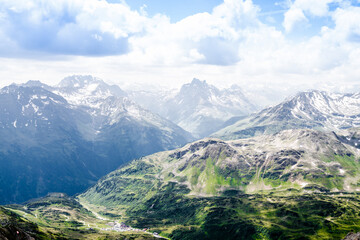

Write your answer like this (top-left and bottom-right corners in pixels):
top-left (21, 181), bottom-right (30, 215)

top-left (1, 0), bottom-right (360, 240)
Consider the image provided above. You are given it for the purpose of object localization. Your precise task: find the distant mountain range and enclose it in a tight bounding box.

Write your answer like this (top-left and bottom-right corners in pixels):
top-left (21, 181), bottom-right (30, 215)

top-left (0, 75), bottom-right (193, 204)
top-left (2, 78), bottom-right (360, 239)
top-left (213, 90), bottom-right (360, 140)
top-left (129, 78), bottom-right (258, 138)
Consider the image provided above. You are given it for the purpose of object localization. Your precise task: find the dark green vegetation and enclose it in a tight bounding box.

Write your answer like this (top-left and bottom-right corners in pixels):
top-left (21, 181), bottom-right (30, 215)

top-left (3, 112), bottom-right (360, 239)
top-left (4, 193), bottom-right (160, 240)
top-left (4, 189), bottom-right (360, 239)
top-left (130, 191), bottom-right (360, 240)
top-left (81, 179), bottom-right (360, 240)
top-left (0, 205), bottom-right (54, 239)
top-left (79, 128), bottom-right (360, 239)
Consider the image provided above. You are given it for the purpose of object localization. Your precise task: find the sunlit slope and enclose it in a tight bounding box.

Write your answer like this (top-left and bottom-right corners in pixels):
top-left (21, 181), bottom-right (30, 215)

top-left (82, 129), bottom-right (360, 201)
top-left (80, 128), bottom-right (360, 239)
top-left (5, 193), bottom-right (159, 240)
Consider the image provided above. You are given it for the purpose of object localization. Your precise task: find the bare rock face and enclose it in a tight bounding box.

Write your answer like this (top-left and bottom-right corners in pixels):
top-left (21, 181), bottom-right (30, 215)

top-left (343, 232), bottom-right (360, 240)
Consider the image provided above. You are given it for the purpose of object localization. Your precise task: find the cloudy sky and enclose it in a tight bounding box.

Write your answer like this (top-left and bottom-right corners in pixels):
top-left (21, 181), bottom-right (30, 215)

top-left (0, 0), bottom-right (360, 96)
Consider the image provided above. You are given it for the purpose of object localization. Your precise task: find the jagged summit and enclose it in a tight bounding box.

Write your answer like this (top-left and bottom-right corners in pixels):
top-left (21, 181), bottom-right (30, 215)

top-left (266, 90), bottom-right (360, 124)
top-left (176, 78), bottom-right (219, 105)
top-left (129, 78), bottom-right (258, 138)
top-left (213, 90), bottom-right (360, 140)
top-left (57, 75), bottom-right (105, 88)
top-left (21, 80), bottom-right (51, 88)
top-left (184, 78), bottom-right (209, 88)
top-left (54, 75), bottom-right (127, 107)
top-left (0, 84), bottom-right (70, 132)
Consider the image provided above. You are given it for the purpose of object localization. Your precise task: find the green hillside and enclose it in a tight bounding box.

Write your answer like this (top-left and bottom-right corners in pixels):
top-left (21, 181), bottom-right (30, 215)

top-left (78, 129), bottom-right (360, 239)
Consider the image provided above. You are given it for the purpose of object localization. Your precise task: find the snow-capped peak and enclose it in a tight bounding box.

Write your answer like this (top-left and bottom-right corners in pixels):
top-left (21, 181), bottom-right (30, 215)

top-left (214, 89), bottom-right (360, 140)
top-left (54, 75), bottom-right (127, 108)
top-left (57, 75), bottom-right (105, 89)
top-left (288, 90), bottom-right (360, 117)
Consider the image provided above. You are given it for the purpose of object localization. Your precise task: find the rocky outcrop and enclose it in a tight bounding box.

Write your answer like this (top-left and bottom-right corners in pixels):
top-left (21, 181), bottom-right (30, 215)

top-left (343, 232), bottom-right (360, 240)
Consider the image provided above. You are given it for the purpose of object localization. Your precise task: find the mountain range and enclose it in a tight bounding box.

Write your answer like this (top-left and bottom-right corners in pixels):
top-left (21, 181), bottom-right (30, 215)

top-left (213, 90), bottom-right (360, 140)
top-left (2, 76), bottom-right (360, 239)
top-left (129, 78), bottom-right (258, 138)
top-left (3, 127), bottom-right (360, 239)
top-left (0, 75), bottom-right (193, 204)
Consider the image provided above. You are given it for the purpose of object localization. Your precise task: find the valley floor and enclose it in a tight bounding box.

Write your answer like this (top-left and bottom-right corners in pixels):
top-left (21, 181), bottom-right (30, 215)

top-left (2, 191), bottom-right (359, 240)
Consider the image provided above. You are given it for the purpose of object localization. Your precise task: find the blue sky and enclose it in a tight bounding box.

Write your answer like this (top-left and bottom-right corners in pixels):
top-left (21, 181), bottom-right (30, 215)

top-left (113, 0), bottom-right (224, 22)
top-left (0, 0), bottom-right (360, 97)
top-left (121, 0), bottom-right (359, 36)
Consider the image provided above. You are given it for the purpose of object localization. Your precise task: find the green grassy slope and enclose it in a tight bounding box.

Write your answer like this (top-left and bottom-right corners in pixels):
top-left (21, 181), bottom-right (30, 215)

top-left (4, 193), bottom-right (160, 240)
top-left (79, 129), bottom-right (360, 239)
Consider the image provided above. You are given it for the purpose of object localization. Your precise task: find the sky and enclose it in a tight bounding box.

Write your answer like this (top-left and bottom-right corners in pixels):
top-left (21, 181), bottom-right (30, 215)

top-left (1, 0), bottom-right (360, 98)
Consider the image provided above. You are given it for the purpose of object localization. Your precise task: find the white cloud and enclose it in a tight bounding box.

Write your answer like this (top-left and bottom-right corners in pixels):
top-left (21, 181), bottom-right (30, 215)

top-left (0, 0), bottom-right (148, 56)
top-left (330, 6), bottom-right (360, 42)
top-left (126, 0), bottom-right (268, 66)
top-left (0, 0), bottom-right (360, 102)
top-left (294, 0), bottom-right (334, 16)
top-left (283, 0), bottom-right (338, 32)
top-left (0, 0), bottom-right (266, 66)
top-left (283, 6), bottom-right (308, 32)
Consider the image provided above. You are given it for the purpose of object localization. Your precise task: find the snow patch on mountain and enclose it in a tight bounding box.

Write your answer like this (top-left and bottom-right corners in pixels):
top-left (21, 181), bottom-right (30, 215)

top-left (213, 90), bottom-right (360, 140)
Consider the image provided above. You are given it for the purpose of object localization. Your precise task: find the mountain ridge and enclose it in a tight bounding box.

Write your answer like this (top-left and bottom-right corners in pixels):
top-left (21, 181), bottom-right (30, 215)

top-left (129, 78), bottom-right (258, 138)
top-left (81, 128), bottom-right (360, 204)
top-left (0, 76), bottom-right (193, 204)
top-left (213, 90), bottom-right (360, 140)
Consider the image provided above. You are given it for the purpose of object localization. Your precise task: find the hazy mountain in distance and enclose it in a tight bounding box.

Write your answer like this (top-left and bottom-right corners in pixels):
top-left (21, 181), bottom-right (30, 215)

top-left (54, 75), bottom-right (194, 153)
top-left (0, 82), bottom-right (103, 204)
top-left (0, 76), bottom-right (193, 204)
top-left (213, 90), bottom-right (360, 140)
top-left (129, 78), bottom-right (258, 138)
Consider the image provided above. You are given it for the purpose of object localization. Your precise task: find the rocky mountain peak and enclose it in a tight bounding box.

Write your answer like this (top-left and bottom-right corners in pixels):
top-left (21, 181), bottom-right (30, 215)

top-left (128, 78), bottom-right (258, 138)
top-left (0, 78), bottom-right (193, 204)
top-left (213, 89), bottom-right (360, 140)
top-left (21, 80), bottom-right (50, 88)
top-left (57, 75), bottom-right (104, 89)
top-left (54, 75), bottom-right (127, 107)
top-left (190, 78), bottom-right (207, 86)
top-left (179, 78), bottom-right (217, 96)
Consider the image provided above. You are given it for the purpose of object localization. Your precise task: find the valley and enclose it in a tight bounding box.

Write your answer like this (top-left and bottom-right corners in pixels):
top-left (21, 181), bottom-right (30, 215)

top-left (2, 0), bottom-right (360, 239)
top-left (1, 193), bottom-right (164, 239)
top-left (2, 77), bottom-right (360, 239)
